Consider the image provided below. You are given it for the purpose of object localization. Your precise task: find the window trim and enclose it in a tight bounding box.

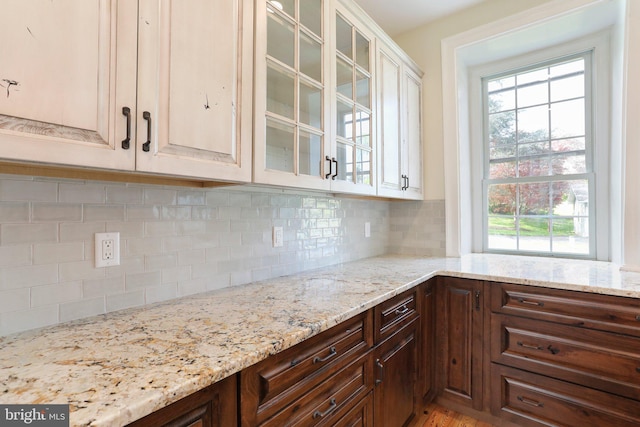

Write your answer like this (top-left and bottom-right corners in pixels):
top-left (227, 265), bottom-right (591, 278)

top-left (468, 33), bottom-right (611, 260)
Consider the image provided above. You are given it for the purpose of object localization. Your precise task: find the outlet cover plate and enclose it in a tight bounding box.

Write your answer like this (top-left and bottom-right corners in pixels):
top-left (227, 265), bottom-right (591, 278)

top-left (95, 232), bottom-right (120, 268)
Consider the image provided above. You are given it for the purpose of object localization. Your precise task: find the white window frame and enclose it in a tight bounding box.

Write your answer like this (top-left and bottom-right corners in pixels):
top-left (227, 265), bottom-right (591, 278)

top-left (468, 33), bottom-right (611, 260)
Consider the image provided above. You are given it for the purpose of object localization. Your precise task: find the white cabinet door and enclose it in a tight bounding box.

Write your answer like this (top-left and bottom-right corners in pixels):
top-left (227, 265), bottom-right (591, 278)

top-left (376, 42), bottom-right (423, 200)
top-left (403, 67), bottom-right (423, 200)
top-left (253, 0), bottom-right (332, 190)
top-left (377, 48), bottom-right (403, 197)
top-left (330, 6), bottom-right (376, 195)
top-left (0, 0), bottom-right (137, 170)
top-left (136, 0), bottom-right (252, 182)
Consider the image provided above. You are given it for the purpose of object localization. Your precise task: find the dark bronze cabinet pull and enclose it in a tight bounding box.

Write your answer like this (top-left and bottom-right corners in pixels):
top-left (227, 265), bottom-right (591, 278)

top-left (517, 298), bottom-right (544, 307)
top-left (375, 359), bottom-right (384, 385)
top-left (325, 155), bottom-right (333, 179)
top-left (475, 290), bottom-right (481, 311)
top-left (142, 111), bottom-right (151, 152)
top-left (332, 158), bottom-right (338, 180)
top-left (636, 314), bottom-right (640, 321)
top-left (406, 175), bottom-right (410, 190)
top-left (517, 396), bottom-right (544, 407)
top-left (312, 398), bottom-right (337, 419)
top-left (395, 305), bottom-right (409, 315)
top-left (121, 107), bottom-right (131, 149)
top-left (313, 346), bottom-right (337, 364)
top-left (517, 341), bottom-right (543, 351)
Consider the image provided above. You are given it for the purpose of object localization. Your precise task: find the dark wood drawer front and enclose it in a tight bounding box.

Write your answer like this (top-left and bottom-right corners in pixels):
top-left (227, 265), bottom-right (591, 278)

top-left (329, 392), bottom-right (373, 427)
top-left (491, 364), bottom-right (640, 427)
top-left (492, 314), bottom-right (640, 400)
top-left (374, 288), bottom-right (418, 344)
top-left (491, 282), bottom-right (640, 337)
top-left (261, 353), bottom-right (373, 427)
top-left (241, 311), bottom-right (372, 425)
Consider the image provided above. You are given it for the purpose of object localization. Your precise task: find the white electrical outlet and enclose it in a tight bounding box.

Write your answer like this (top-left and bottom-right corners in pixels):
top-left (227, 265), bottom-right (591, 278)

top-left (365, 222), bottom-right (371, 238)
top-left (95, 232), bottom-right (120, 267)
top-left (272, 226), bottom-right (284, 248)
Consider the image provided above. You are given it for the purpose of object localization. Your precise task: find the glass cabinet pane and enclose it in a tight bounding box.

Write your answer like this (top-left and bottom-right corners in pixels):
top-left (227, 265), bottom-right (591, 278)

top-left (266, 119), bottom-right (295, 173)
top-left (300, 0), bottom-right (321, 36)
top-left (267, 12), bottom-right (295, 67)
top-left (268, 0), bottom-right (294, 18)
top-left (355, 148), bottom-right (371, 184)
top-left (300, 80), bottom-right (322, 128)
top-left (354, 109), bottom-right (370, 146)
top-left (267, 64), bottom-right (295, 119)
top-left (336, 100), bottom-right (353, 139)
top-left (355, 70), bottom-right (370, 108)
top-left (336, 142), bottom-right (352, 181)
top-left (336, 15), bottom-right (352, 59)
top-left (300, 32), bottom-right (322, 82)
top-left (336, 57), bottom-right (353, 99)
top-left (355, 31), bottom-right (369, 71)
top-left (299, 130), bottom-right (322, 176)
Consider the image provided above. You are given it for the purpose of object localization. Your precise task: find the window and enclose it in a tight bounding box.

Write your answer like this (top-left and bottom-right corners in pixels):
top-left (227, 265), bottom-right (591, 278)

top-left (482, 52), bottom-right (594, 257)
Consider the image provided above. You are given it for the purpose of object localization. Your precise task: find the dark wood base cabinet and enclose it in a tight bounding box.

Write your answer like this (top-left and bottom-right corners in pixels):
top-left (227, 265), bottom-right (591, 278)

top-left (125, 277), bottom-right (640, 427)
top-left (126, 374), bottom-right (237, 427)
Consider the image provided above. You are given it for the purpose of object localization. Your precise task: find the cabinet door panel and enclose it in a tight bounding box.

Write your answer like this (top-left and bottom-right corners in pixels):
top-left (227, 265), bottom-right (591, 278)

top-left (439, 277), bottom-right (483, 410)
top-left (137, 0), bottom-right (252, 181)
top-left (0, 0), bottom-right (136, 170)
top-left (374, 319), bottom-right (418, 427)
top-left (403, 69), bottom-right (423, 199)
top-left (378, 50), bottom-right (402, 193)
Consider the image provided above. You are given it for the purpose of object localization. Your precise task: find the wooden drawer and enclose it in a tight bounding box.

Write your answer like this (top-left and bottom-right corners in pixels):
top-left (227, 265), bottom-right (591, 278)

top-left (491, 313), bottom-right (640, 400)
top-left (374, 287), bottom-right (418, 344)
top-left (240, 310), bottom-right (373, 425)
top-left (330, 392), bottom-right (373, 427)
top-left (491, 364), bottom-right (640, 427)
top-left (491, 282), bottom-right (640, 337)
top-left (261, 353), bottom-right (373, 427)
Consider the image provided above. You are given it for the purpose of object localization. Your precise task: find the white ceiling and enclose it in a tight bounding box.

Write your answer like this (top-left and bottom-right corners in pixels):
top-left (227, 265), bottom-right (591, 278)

top-left (354, 0), bottom-right (487, 36)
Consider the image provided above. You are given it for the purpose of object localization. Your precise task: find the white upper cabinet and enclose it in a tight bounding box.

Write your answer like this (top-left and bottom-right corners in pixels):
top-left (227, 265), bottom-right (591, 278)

top-left (0, 0), bottom-right (252, 182)
top-left (136, 0), bottom-right (253, 181)
top-left (253, 0), bottom-right (332, 191)
top-left (0, 0), bottom-right (137, 170)
top-left (377, 41), bottom-right (423, 200)
top-left (330, 5), bottom-right (376, 195)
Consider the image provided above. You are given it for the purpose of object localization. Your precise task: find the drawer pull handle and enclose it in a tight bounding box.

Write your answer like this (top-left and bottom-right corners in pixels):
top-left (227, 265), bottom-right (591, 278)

top-left (517, 298), bottom-right (544, 307)
top-left (636, 315), bottom-right (640, 321)
top-left (548, 345), bottom-right (560, 355)
top-left (518, 396), bottom-right (544, 407)
top-left (475, 290), bottom-right (481, 311)
top-left (395, 305), bottom-right (409, 315)
top-left (313, 398), bottom-right (337, 419)
top-left (636, 367), bottom-right (640, 373)
top-left (517, 341), bottom-right (543, 351)
top-left (313, 346), bottom-right (337, 364)
top-left (375, 358), bottom-right (384, 385)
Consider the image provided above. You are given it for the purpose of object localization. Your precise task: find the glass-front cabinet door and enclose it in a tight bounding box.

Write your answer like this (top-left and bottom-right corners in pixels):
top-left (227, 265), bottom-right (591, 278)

top-left (254, 0), bottom-right (332, 190)
top-left (331, 7), bottom-right (376, 195)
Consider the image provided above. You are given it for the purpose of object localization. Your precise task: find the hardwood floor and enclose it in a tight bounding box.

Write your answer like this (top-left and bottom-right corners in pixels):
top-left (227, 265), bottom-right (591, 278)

top-left (415, 403), bottom-right (496, 427)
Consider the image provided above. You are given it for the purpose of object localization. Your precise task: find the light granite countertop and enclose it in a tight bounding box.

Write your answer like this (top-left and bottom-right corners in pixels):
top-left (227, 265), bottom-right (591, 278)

top-left (2, 254), bottom-right (640, 426)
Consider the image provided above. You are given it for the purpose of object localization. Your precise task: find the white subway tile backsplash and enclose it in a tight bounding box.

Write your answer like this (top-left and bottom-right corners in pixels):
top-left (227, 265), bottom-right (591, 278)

top-left (31, 281), bottom-right (82, 307)
top-left (0, 305), bottom-right (58, 336)
top-left (0, 175), bottom-right (447, 336)
top-left (0, 180), bottom-right (57, 202)
top-left (59, 296), bottom-right (105, 323)
top-left (33, 242), bottom-right (84, 264)
top-left (0, 245), bottom-right (31, 267)
top-left (0, 202), bottom-right (30, 222)
top-left (0, 264), bottom-right (58, 291)
top-left (0, 288), bottom-right (30, 313)
top-left (2, 223), bottom-right (58, 245)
